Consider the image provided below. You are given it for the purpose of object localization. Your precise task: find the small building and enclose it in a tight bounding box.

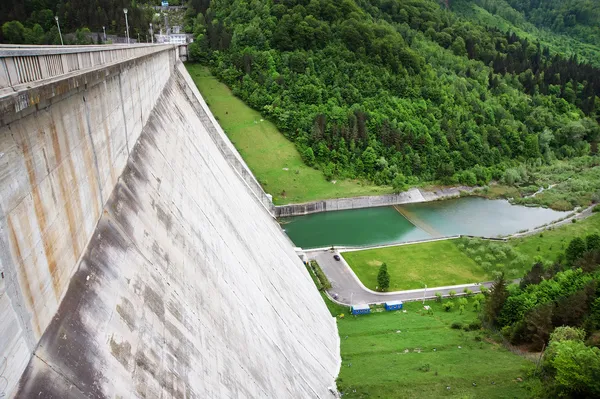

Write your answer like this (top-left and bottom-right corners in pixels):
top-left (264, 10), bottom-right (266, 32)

top-left (351, 304), bottom-right (370, 315)
top-left (384, 300), bottom-right (403, 311)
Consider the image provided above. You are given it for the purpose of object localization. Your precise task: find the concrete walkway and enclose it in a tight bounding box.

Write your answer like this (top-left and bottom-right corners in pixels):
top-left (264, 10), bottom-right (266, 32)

top-left (307, 250), bottom-right (496, 306)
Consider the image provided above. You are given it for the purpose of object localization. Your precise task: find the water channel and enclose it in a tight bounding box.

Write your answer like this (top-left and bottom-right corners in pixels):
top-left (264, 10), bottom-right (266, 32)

top-left (281, 197), bottom-right (569, 248)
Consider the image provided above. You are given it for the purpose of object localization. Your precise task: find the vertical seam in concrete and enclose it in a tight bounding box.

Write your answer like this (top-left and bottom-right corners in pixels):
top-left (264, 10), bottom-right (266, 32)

top-left (117, 72), bottom-right (130, 155)
top-left (82, 92), bottom-right (105, 207)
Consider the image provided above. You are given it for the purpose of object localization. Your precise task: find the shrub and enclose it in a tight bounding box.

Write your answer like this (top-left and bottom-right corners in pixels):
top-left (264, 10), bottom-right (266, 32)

top-left (468, 320), bottom-right (482, 331)
top-left (459, 304), bottom-right (465, 314)
top-left (473, 300), bottom-right (481, 311)
top-left (435, 292), bottom-right (442, 302)
top-left (458, 298), bottom-right (468, 306)
top-left (463, 288), bottom-right (473, 296)
top-left (443, 301), bottom-right (455, 312)
top-left (449, 290), bottom-right (456, 298)
top-left (451, 321), bottom-right (463, 329)
top-left (418, 364), bottom-right (431, 372)
top-left (480, 286), bottom-right (489, 295)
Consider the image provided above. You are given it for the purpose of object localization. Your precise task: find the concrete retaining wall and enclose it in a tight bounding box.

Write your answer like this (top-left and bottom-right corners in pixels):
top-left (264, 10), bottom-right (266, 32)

top-left (276, 186), bottom-right (470, 217)
top-left (1, 47), bottom-right (338, 398)
top-left (0, 46), bottom-right (175, 397)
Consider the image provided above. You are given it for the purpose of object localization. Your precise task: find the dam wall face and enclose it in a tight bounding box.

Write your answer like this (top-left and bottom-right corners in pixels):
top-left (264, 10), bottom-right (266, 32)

top-left (0, 45), bottom-right (338, 398)
top-left (0, 45), bottom-right (174, 396)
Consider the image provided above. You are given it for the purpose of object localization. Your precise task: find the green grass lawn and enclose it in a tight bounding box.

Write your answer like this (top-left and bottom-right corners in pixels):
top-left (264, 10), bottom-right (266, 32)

top-left (185, 64), bottom-right (393, 205)
top-left (342, 240), bottom-right (489, 291)
top-left (343, 213), bottom-right (600, 291)
top-left (336, 300), bottom-right (539, 398)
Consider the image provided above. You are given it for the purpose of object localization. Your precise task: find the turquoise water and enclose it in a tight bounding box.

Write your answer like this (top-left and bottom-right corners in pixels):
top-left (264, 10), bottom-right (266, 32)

top-left (281, 197), bottom-right (569, 248)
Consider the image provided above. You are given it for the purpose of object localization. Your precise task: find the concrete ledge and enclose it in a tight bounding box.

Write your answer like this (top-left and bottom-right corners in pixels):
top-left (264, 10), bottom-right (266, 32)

top-left (275, 186), bottom-right (473, 217)
top-left (0, 45), bottom-right (175, 126)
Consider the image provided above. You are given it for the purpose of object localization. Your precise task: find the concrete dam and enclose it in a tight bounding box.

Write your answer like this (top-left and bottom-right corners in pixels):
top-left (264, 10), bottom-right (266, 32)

top-left (0, 44), bottom-right (339, 398)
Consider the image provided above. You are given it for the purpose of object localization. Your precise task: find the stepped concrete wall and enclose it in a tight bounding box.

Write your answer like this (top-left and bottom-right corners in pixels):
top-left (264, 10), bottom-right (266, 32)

top-left (0, 45), bottom-right (339, 398)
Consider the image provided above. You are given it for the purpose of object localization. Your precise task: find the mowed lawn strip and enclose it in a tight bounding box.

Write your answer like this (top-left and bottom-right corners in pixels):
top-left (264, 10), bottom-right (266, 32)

top-left (185, 64), bottom-right (393, 205)
top-left (342, 240), bottom-right (489, 291)
top-left (337, 300), bottom-right (537, 398)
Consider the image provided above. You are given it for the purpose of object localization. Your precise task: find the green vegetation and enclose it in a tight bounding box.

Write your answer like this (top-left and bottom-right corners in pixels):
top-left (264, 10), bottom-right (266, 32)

top-left (344, 213), bottom-right (600, 290)
top-left (342, 240), bottom-right (488, 290)
top-left (184, 0), bottom-right (600, 207)
top-left (309, 260), bottom-right (331, 290)
top-left (454, 0), bottom-right (600, 67)
top-left (336, 299), bottom-right (539, 398)
top-left (185, 64), bottom-right (392, 203)
top-left (474, 156), bottom-right (600, 210)
top-left (376, 262), bottom-right (390, 291)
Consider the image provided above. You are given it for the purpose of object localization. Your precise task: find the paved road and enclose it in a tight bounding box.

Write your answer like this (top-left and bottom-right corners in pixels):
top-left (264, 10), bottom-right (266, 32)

top-left (307, 250), bottom-right (495, 306)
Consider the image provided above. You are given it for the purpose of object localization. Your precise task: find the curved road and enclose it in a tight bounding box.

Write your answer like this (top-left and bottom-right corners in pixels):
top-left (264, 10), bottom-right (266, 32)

top-left (305, 205), bottom-right (594, 306)
top-left (307, 249), bottom-right (496, 306)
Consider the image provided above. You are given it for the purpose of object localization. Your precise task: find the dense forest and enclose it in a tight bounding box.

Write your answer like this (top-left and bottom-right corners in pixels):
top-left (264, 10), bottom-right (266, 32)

top-left (0, 0), bottom-right (156, 44)
top-left (185, 0), bottom-right (600, 190)
top-left (484, 234), bottom-right (600, 397)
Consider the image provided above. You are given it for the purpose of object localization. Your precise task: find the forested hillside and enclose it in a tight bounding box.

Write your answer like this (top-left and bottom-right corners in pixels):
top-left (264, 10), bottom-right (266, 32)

top-left (187, 0), bottom-right (600, 193)
top-left (484, 231), bottom-right (600, 397)
top-left (0, 0), bottom-right (155, 44)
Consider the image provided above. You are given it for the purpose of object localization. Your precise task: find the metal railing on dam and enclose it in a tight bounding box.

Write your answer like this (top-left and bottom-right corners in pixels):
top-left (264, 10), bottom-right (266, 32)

top-left (0, 44), bottom-right (173, 90)
top-left (0, 45), bottom-right (338, 398)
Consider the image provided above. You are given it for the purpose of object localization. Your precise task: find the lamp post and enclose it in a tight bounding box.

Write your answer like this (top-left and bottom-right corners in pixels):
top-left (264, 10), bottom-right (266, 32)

top-left (123, 8), bottom-right (130, 45)
top-left (149, 23), bottom-right (154, 44)
top-left (102, 26), bottom-right (106, 43)
top-left (422, 284), bottom-right (427, 304)
top-left (54, 16), bottom-right (64, 45)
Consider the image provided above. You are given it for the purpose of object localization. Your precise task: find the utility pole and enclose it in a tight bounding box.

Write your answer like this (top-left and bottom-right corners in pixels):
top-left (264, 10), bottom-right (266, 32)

top-left (102, 26), bottom-right (106, 43)
top-left (422, 284), bottom-right (427, 304)
top-left (54, 16), bottom-right (64, 45)
top-left (150, 23), bottom-right (154, 44)
top-left (123, 8), bottom-right (130, 45)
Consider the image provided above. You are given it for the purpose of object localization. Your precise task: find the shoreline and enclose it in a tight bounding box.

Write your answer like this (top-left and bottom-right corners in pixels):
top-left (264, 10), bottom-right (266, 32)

top-left (275, 186), bottom-right (474, 217)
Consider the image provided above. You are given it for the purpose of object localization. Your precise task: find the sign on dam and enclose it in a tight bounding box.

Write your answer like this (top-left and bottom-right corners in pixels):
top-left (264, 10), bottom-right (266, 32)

top-left (0, 45), bottom-right (339, 398)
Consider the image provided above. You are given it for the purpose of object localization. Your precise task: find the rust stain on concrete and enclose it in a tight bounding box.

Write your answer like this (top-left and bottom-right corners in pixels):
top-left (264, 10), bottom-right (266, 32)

top-left (6, 216), bottom-right (41, 337)
top-left (49, 118), bottom-right (84, 281)
top-left (76, 110), bottom-right (101, 220)
top-left (22, 137), bottom-right (61, 300)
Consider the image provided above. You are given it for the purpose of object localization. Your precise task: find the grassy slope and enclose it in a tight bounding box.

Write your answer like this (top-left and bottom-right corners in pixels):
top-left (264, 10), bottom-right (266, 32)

top-left (337, 300), bottom-right (538, 398)
top-left (185, 64), bottom-right (393, 205)
top-left (510, 213), bottom-right (600, 262)
top-left (344, 213), bottom-right (600, 290)
top-left (343, 240), bottom-right (488, 290)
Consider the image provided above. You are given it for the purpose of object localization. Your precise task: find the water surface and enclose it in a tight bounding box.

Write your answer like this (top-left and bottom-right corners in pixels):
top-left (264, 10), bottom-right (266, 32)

top-left (282, 197), bottom-right (569, 248)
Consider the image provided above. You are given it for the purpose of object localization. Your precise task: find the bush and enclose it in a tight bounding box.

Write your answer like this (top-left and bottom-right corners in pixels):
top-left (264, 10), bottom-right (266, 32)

top-left (467, 320), bottom-right (482, 331)
top-left (458, 298), bottom-right (468, 306)
top-left (443, 301), bottom-right (455, 312)
top-left (451, 321), bottom-right (463, 329)
top-left (463, 288), bottom-right (473, 296)
top-left (418, 364), bottom-right (431, 372)
top-left (435, 292), bottom-right (442, 302)
top-left (449, 290), bottom-right (456, 298)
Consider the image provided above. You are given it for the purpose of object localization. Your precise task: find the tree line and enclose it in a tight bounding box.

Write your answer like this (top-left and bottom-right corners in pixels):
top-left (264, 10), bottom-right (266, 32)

top-left (484, 233), bottom-right (600, 397)
top-left (187, 0), bottom-right (600, 190)
top-left (0, 0), bottom-right (155, 44)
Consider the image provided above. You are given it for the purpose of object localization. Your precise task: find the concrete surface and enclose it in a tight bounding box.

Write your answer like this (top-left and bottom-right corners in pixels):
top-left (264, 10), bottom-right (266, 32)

top-left (0, 46), bottom-right (339, 398)
top-left (275, 187), bottom-right (472, 217)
